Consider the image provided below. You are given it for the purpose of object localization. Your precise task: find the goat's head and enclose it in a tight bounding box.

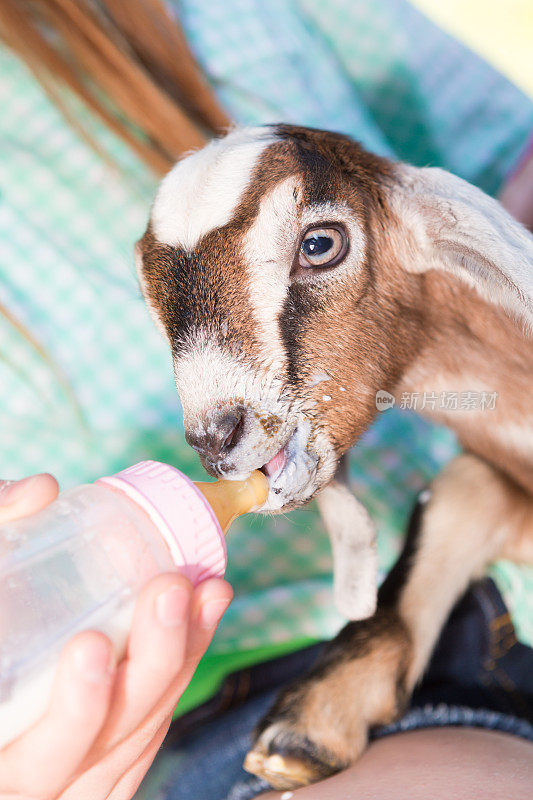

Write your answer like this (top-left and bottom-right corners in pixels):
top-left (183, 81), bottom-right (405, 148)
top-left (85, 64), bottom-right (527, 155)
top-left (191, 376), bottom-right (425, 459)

top-left (137, 125), bottom-right (532, 513)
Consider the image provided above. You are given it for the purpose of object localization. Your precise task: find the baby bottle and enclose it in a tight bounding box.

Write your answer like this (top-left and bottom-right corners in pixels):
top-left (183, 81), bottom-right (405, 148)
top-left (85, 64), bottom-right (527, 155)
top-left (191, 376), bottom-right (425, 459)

top-left (0, 460), bottom-right (268, 749)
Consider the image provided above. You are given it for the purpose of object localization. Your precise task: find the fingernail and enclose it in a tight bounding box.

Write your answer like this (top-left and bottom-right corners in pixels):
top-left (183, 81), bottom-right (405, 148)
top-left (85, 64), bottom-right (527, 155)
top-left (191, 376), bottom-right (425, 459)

top-left (75, 641), bottom-right (116, 684)
top-left (156, 586), bottom-right (190, 627)
top-left (0, 476), bottom-right (35, 505)
top-left (199, 598), bottom-right (231, 629)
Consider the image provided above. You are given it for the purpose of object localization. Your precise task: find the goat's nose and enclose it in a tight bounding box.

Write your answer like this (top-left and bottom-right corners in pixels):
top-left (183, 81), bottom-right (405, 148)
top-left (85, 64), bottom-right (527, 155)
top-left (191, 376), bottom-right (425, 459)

top-left (185, 410), bottom-right (246, 464)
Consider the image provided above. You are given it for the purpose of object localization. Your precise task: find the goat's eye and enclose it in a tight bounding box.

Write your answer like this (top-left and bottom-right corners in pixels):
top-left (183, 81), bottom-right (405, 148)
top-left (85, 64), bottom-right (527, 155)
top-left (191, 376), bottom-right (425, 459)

top-left (298, 225), bottom-right (348, 269)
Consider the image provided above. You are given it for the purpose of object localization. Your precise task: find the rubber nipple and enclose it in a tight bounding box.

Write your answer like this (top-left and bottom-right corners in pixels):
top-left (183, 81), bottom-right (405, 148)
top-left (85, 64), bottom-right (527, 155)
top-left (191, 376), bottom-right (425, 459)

top-left (193, 470), bottom-right (269, 534)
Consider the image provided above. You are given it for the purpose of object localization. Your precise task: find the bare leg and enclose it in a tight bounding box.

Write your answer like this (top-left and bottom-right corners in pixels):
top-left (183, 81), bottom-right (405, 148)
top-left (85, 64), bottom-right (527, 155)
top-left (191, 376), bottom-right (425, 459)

top-left (256, 728), bottom-right (533, 800)
top-left (244, 454), bottom-right (529, 790)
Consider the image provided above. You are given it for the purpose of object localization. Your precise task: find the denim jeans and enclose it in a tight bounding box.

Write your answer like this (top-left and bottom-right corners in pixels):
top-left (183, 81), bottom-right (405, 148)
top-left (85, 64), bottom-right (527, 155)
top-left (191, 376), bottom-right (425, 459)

top-left (161, 577), bottom-right (533, 800)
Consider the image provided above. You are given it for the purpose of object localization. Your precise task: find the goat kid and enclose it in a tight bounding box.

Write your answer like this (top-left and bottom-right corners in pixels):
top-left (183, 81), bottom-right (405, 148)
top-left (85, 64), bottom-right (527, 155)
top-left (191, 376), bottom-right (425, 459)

top-left (137, 125), bottom-right (533, 790)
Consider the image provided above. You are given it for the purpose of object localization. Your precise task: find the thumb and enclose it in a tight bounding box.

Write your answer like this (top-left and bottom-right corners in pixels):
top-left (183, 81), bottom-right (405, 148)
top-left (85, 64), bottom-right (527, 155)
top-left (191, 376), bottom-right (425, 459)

top-left (0, 474), bottom-right (59, 524)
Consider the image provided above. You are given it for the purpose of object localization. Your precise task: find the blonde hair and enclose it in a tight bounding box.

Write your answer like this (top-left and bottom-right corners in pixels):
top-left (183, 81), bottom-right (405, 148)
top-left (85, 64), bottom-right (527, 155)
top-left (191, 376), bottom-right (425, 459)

top-left (0, 0), bottom-right (231, 174)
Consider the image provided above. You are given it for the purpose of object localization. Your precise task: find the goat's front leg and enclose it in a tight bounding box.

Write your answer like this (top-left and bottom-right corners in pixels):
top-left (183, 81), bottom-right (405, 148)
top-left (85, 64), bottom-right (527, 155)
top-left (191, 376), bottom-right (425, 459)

top-left (317, 453), bottom-right (378, 621)
top-left (244, 453), bottom-right (526, 790)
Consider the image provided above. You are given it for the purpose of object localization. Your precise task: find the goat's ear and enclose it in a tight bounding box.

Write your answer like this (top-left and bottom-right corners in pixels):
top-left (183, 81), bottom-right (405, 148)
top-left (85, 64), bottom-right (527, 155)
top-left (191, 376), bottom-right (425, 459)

top-left (134, 239), bottom-right (169, 341)
top-left (134, 240), bottom-right (144, 284)
top-left (391, 165), bottom-right (533, 329)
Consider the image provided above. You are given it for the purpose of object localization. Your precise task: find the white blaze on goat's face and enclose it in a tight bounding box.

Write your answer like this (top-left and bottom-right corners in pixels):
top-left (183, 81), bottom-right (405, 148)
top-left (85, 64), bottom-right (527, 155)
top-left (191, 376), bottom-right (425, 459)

top-left (244, 178), bottom-right (367, 371)
top-left (242, 177), bottom-right (298, 373)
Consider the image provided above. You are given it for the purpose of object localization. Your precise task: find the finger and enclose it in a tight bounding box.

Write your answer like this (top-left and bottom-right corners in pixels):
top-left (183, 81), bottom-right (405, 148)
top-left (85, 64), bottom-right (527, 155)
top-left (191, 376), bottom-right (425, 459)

top-left (136, 576), bottom-right (233, 727)
top-left (83, 576), bottom-right (231, 767)
top-left (184, 577), bottom-right (234, 670)
top-left (63, 578), bottom-right (232, 799)
top-left (143, 576), bottom-right (233, 715)
top-left (0, 631), bottom-right (115, 798)
top-left (91, 572), bottom-right (194, 752)
top-left (61, 712), bottom-right (173, 800)
top-left (0, 473), bottom-right (59, 524)
top-left (106, 714), bottom-right (172, 800)
top-left (151, 576), bottom-right (233, 710)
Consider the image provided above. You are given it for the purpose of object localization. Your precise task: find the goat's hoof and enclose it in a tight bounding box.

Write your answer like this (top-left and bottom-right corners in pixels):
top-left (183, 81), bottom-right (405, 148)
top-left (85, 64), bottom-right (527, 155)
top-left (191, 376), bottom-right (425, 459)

top-left (244, 736), bottom-right (342, 790)
top-left (243, 612), bottom-right (411, 790)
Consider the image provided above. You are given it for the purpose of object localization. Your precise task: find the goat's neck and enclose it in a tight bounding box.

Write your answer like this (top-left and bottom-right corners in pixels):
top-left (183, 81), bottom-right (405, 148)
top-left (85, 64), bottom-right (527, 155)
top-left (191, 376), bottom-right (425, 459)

top-left (397, 272), bottom-right (533, 493)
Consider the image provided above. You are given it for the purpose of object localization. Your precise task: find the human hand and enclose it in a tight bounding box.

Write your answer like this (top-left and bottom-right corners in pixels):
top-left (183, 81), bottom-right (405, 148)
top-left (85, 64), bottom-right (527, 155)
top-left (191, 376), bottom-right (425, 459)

top-left (0, 475), bottom-right (233, 800)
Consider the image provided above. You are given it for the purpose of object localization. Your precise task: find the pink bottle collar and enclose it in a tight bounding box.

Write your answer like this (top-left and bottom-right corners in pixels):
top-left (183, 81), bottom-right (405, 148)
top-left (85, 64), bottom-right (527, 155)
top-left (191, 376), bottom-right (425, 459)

top-left (97, 461), bottom-right (226, 585)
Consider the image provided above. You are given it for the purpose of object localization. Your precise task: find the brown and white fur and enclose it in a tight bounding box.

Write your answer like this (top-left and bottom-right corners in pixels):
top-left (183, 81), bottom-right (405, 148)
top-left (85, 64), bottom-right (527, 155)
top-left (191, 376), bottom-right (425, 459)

top-left (137, 125), bottom-right (533, 789)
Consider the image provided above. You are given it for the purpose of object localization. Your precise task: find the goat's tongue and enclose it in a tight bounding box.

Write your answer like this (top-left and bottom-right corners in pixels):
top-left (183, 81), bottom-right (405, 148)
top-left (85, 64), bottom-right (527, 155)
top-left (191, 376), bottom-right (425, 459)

top-left (262, 446), bottom-right (287, 478)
